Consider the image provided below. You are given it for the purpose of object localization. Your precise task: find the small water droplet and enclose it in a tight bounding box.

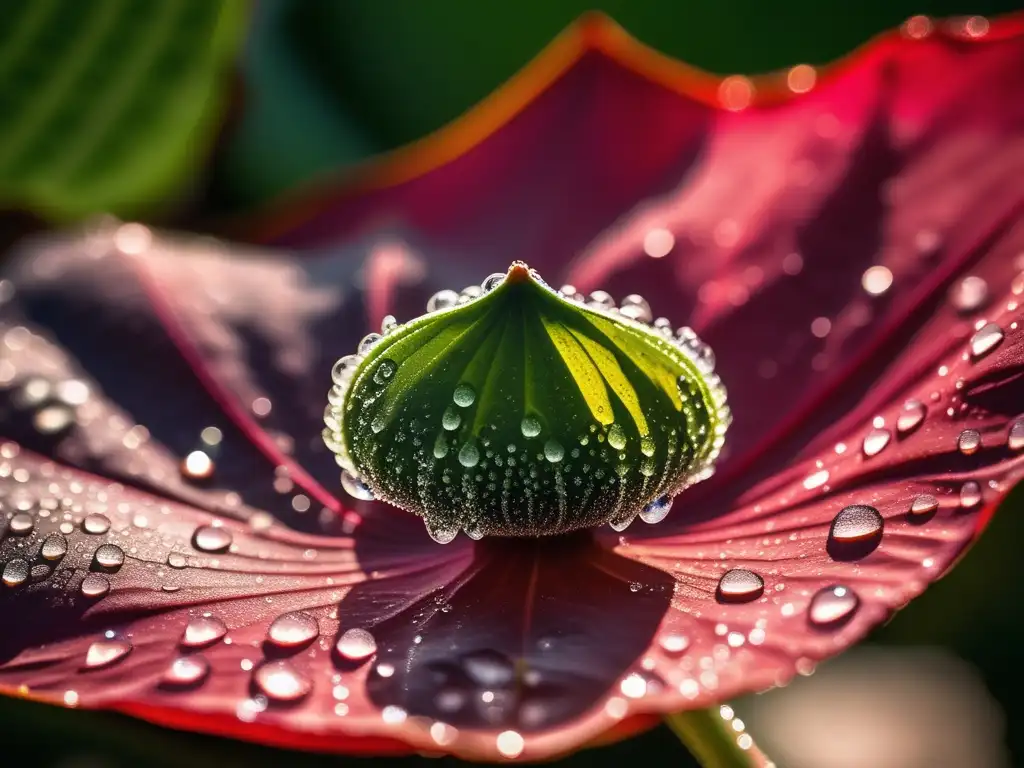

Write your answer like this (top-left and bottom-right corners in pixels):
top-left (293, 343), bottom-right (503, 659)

top-left (543, 439), bottom-right (564, 463)
top-left (2, 558), bottom-right (29, 587)
top-left (808, 585), bottom-right (859, 627)
top-left (620, 672), bottom-right (648, 698)
top-left (82, 513), bottom-right (111, 535)
top-left (254, 660), bottom-right (311, 701)
top-left (951, 275), bottom-right (989, 313)
top-left (382, 705), bottom-right (408, 724)
top-left (426, 518), bottom-right (459, 544)
top-left (358, 333), bottom-right (382, 355)
top-left (896, 400), bottom-right (926, 435)
top-left (453, 384), bottom-right (476, 407)
top-left (717, 569), bottom-right (764, 602)
top-left (267, 612), bottom-right (319, 648)
top-left (970, 322), bottom-right (1004, 359)
top-left (182, 450), bottom-right (214, 479)
top-left (167, 552), bottom-right (187, 569)
top-left (458, 442), bottom-right (480, 468)
top-left (85, 638), bottom-right (131, 669)
top-left (336, 628), bottom-right (377, 661)
top-left (340, 470), bottom-right (375, 501)
top-left (958, 428), bottom-right (981, 455)
top-left (607, 424), bottom-right (627, 450)
top-left (640, 435), bottom-right (656, 457)
top-left (373, 359), bottom-right (397, 385)
top-left (8, 513), bottom-right (33, 535)
top-left (496, 731), bottom-right (525, 759)
top-left (93, 543), bottom-right (125, 570)
top-left (192, 525), bottom-right (232, 553)
top-left (41, 533), bottom-right (68, 560)
top-left (862, 428), bottom-right (891, 457)
top-left (910, 494), bottom-right (939, 517)
top-left (960, 481), bottom-right (982, 508)
top-left (520, 416), bottom-right (541, 438)
top-left (442, 406), bottom-right (462, 431)
top-left (163, 655), bottom-right (210, 687)
top-left (639, 496), bottom-right (672, 524)
top-left (659, 633), bottom-right (690, 655)
top-left (619, 295), bottom-right (653, 323)
top-left (381, 315), bottom-right (398, 334)
top-left (802, 469), bottom-right (830, 490)
top-left (481, 273), bottom-right (505, 292)
top-left (181, 616), bottom-right (228, 648)
top-left (427, 289), bottom-right (460, 313)
top-left (829, 504), bottom-right (883, 543)
top-left (331, 355), bottom-right (359, 385)
top-left (80, 574), bottom-right (110, 598)
top-left (1009, 418), bottom-right (1024, 451)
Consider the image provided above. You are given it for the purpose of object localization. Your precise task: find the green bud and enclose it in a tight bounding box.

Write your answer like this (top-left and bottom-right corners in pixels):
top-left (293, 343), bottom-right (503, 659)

top-left (324, 263), bottom-right (729, 541)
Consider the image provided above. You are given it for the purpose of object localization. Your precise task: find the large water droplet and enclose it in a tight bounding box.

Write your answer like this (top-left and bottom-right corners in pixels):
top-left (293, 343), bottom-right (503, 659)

top-left (1009, 418), bottom-right (1024, 451)
top-left (458, 442), bottom-right (480, 468)
top-left (481, 273), bottom-right (505, 292)
top-left (639, 496), bottom-right (672, 524)
top-left (970, 322), bottom-right (1004, 359)
top-left (427, 289), bottom-right (460, 313)
top-left (951, 275), bottom-right (989, 313)
top-left (331, 355), bottom-right (360, 386)
top-left (896, 400), bottom-right (926, 435)
top-left (85, 638), bottom-right (132, 669)
top-left (267, 612), bottom-right (319, 648)
top-left (862, 428), bottom-right (891, 457)
top-left (341, 469), bottom-right (375, 501)
top-left (543, 439), bottom-right (564, 463)
top-left (957, 428), bottom-right (981, 455)
top-left (453, 383), bottom-right (476, 407)
top-left (520, 416), bottom-right (541, 438)
top-left (607, 424), bottom-right (627, 450)
top-left (253, 660), bottom-right (311, 701)
top-left (960, 481), bottom-right (982, 508)
top-left (829, 504), bottom-right (883, 542)
top-left (442, 406), bottom-right (462, 431)
top-left (717, 569), bottom-right (764, 602)
top-left (336, 628), bottom-right (377, 661)
top-left (8, 513), bottom-right (33, 535)
top-left (93, 543), bottom-right (125, 570)
top-left (181, 615), bottom-right (228, 648)
top-left (41, 533), bottom-right (68, 560)
top-left (192, 525), bottom-right (232, 553)
top-left (163, 655), bottom-right (210, 687)
top-left (909, 494), bottom-right (939, 517)
top-left (80, 574), bottom-right (110, 598)
top-left (2, 558), bottom-right (29, 587)
top-left (808, 585), bottom-right (859, 627)
top-left (619, 294), bottom-right (653, 324)
top-left (358, 333), bottom-right (382, 355)
top-left (426, 518), bottom-right (459, 544)
top-left (82, 513), bottom-right (111, 535)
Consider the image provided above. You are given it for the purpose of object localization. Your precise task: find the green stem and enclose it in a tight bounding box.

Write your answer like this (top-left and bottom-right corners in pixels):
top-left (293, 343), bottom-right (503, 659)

top-left (665, 707), bottom-right (774, 768)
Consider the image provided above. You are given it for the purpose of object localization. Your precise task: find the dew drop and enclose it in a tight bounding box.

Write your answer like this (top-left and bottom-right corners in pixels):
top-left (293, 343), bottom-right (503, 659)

top-left (829, 504), bottom-right (884, 543)
top-left (896, 400), bottom-right (926, 435)
top-left (85, 638), bottom-right (131, 669)
top-left (192, 525), bottom-right (232, 553)
top-left (717, 569), bottom-right (764, 602)
top-left (951, 275), bottom-right (989, 313)
top-left (910, 494), bottom-right (939, 517)
top-left (960, 481), bottom-right (982, 508)
top-left (619, 295), bottom-right (653, 324)
top-left (2, 558), bottom-right (29, 587)
top-left (93, 543), bottom-right (125, 570)
top-left (373, 359), bottom-right (397, 385)
top-left (658, 633), bottom-right (690, 655)
top-left (164, 655), bottom-right (210, 687)
top-left (607, 424), bottom-right (627, 450)
top-left (254, 660), bottom-right (311, 701)
top-left (970, 322), bottom-right (1004, 359)
top-left (181, 615), bottom-right (228, 648)
top-left (1009, 418), bottom-right (1024, 451)
top-left (640, 435), bottom-right (656, 457)
top-left (496, 730), bottom-right (525, 759)
top-left (442, 406), bottom-right (462, 431)
top-left (41, 533), bottom-right (68, 560)
top-left (609, 511), bottom-right (638, 532)
top-left (82, 513), bottom-right (111, 535)
top-left (802, 469), bottom-right (830, 491)
top-left (426, 518), bottom-right (459, 544)
top-left (808, 585), bottom-right (859, 627)
top-left (341, 470), bottom-right (375, 501)
top-left (520, 416), bottom-right (541, 438)
top-left (358, 333), bottom-right (382, 355)
top-left (862, 428), bottom-right (891, 457)
top-left (481, 273), bottom-right (505, 292)
top-left (267, 612), bottom-right (319, 648)
top-left (458, 442), bottom-right (480, 468)
top-left (8, 513), bottom-right (33, 535)
top-left (331, 355), bottom-right (359, 385)
top-left (543, 439), bottom-right (564, 463)
top-left (80, 574), bottom-right (110, 598)
top-left (167, 552), bottom-right (187, 569)
top-left (336, 628), bottom-right (377, 661)
top-left (958, 428), bottom-right (981, 455)
top-left (182, 450), bottom-right (214, 479)
top-left (453, 383), bottom-right (476, 407)
top-left (427, 289), bottom-right (460, 313)
top-left (639, 496), bottom-right (672, 524)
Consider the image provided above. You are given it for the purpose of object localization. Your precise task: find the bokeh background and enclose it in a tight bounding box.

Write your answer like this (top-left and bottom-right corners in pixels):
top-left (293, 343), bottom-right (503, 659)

top-left (2, 1), bottom-right (1023, 765)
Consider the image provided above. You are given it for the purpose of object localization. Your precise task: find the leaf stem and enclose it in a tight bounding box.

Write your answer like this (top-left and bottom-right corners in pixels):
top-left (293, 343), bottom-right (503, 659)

top-left (665, 707), bottom-right (774, 768)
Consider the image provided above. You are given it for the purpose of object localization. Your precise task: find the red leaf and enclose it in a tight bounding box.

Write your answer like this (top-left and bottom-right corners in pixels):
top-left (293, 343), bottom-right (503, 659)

top-left (2, 12), bottom-right (1024, 762)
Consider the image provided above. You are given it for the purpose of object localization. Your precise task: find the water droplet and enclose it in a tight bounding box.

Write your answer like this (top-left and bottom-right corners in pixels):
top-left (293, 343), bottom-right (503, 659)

top-left (430, 722), bottom-right (458, 746)
top-left (331, 355), bottom-right (360, 385)
top-left (381, 315), bottom-right (398, 334)
top-left (458, 442), bottom-right (480, 468)
top-left (34, 405), bottom-right (75, 434)
top-left (620, 672), bottom-right (648, 698)
top-left (167, 552), bottom-right (187, 569)
top-left (267, 612), bottom-right (319, 648)
top-left (192, 525), bottom-right (232, 553)
top-left (93, 543), bottom-right (125, 570)
top-left (896, 400), bottom-right (926, 434)
top-left (182, 450), bottom-right (214, 479)
top-left (9, 513), bottom-right (33, 535)
top-left (619, 295), bottom-right (653, 324)
top-left (717, 569), bottom-right (764, 602)
top-left (382, 705), bottom-right (408, 724)
top-left (958, 428), bottom-right (981, 455)
top-left (862, 428), bottom-right (891, 457)
top-left (453, 383), bottom-right (476, 407)
top-left (2, 558), bottom-right (29, 587)
top-left (427, 289), bottom-right (460, 313)
top-left (910, 494), bottom-right (939, 517)
top-left (254, 660), bottom-right (311, 701)
top-left (543, 439), bottom-right (564, 463)
top-left (163, 656), bottom-right (209, 687)
top-left (952, 275), bottom-right (989, 313)
top-left (960, 481), bottom-right (982, 508)
top-left (336, 628), bottom-right (377, 661)
top-left (41, 533), bottom-right (68, 560)
top-left (802, 469), bottom-right (830, 490)
top-left (462, 649), bottom-right (514, 686)
top-left (520, 416), bottom-right (541, 438)
top-left (639, 496), bottom-right (672, 524)
top-left (1009, 418), bottom-right (1024, 451)
top-left (808, 585), bottom-right (859, 627)
top-left (588, 291), bottom-right (615, 310)
top-left (970, 322), bottom-right (1004, 359)
top-left (181, 615), bottom-right (228, 648)
top-left (607, 424), bottom-right (627, 450)
top-left (861, 265), bottom-right (893, 296)
top-left (373, 359), bottom-right (397, 385)
top-left (340, 470), bottom-right (375, 501)
top-left (85, 638), bottom-right (131, 668)
top-left (496, 731), bottom-right (525, 759)
top-left (830, 504), bottom-right (883, 542)
top-left (200, 426), bottom-right (223, 446)
top-left (426, 518), bottom-right (459, 544)
top-left (80, 574), bottom-right (110, 598)
top-left (609, 511), bottom-right (637, 532)
top-left (442, 406), bottom-right (462, 431)
top-left (358, 333), bottom-right (382, 355)
top-left (481, 273), bottom-right (505, 292)
top-left (82, 513), bottom-right (111, 535)
top-left (659, 633), bottom-right (690, 655)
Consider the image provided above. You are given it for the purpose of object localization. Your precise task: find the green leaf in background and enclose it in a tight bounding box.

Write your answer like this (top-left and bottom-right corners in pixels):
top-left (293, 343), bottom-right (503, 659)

top-left (0, 0), bottom-right (246, 222)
